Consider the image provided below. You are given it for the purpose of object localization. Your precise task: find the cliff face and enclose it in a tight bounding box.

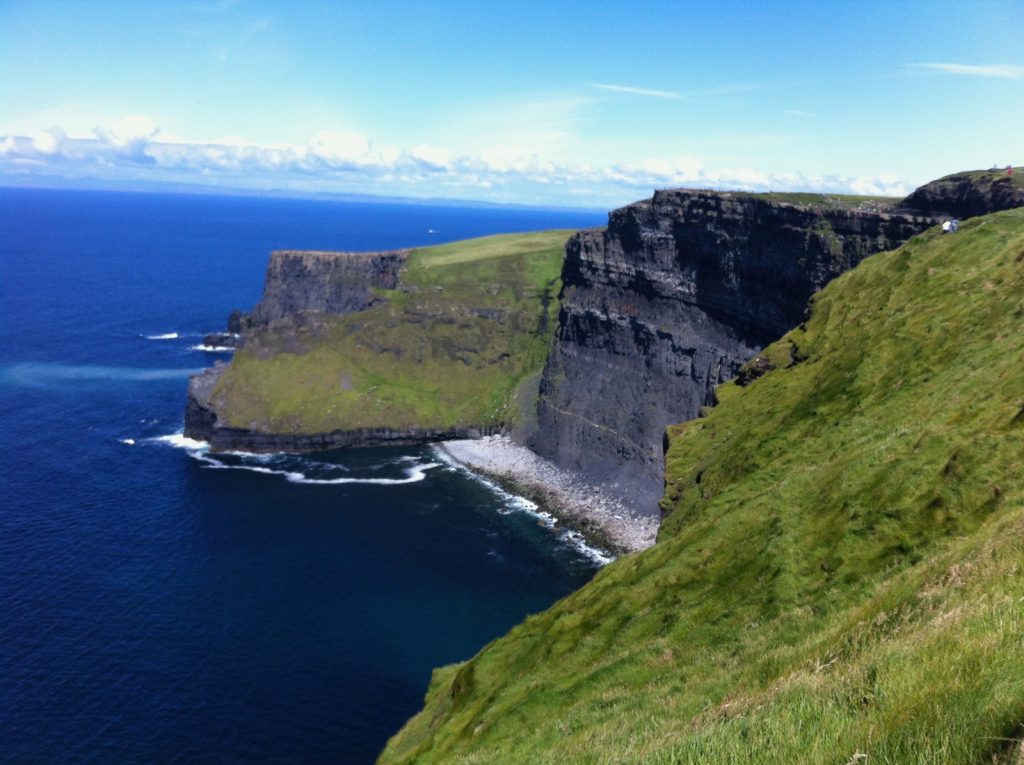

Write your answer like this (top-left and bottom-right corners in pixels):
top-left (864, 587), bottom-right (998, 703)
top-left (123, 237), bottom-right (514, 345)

top-left (899, 168), bottom-right (1023, 219)
top-left (184, 232), bottom-right (569, 451)
top-left (380, 207), bottom-right (1024, 765)
top-left (186, 248), bottom-right (410, 448)
top-left (530, 190), bottom-right (936, 510)
top-left (247, 249), bottom-right (407, 326)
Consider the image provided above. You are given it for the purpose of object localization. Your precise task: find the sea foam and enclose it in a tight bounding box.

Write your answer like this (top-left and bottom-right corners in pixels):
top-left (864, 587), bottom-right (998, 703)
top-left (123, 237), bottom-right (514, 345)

top-left (152, 433), bottom-right (438, 485)
top-left (151, 433), bottom-right (210, 451)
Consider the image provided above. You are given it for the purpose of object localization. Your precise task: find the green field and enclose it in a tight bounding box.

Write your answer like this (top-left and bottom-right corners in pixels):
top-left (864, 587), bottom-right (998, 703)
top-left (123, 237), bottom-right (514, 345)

top-left (210, 231), bottom-right (571, 433)
top-left (380, 208), bottom-right (1024, 763)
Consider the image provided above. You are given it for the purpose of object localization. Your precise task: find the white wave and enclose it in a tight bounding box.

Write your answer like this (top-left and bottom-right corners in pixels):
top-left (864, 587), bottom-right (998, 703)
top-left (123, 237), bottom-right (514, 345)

top-left (431, 445), bottom-right (613, 563)
top-left (150, 433), bottom-right (210, 451)
top-left (288, 462), bottom-right (440, 485)
top-left (190, 345), bottom-right (234, 352)
top-left (200, 457), bottom-right (439, 485)
top-left (150, 433), bottom-right (435, 485)
top-left (558, 529), bottom-right (614, 565)
top-left (145, 332), bottom-right (179, 340)
top-left (120, 438), bottom-right (136, 445)
top-left (219, 449), bottom-right (284, 462)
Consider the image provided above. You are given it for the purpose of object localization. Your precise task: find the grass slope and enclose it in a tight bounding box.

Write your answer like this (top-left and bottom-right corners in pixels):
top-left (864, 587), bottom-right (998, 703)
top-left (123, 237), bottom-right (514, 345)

top-left (380, 208), bottom-right (1024, 764)
top-left (211, 231), bottom-right (570, 433)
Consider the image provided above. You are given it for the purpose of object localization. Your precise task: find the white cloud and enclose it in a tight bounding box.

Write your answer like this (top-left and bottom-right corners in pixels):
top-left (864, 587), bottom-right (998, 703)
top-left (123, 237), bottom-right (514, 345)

top-left (913, 63), bottom-right (1024, 79)
top-left (95, 115), bottom-right (160, 162)
top-left (715, 167), bottom-right (770, 187)
top-left (0, 122), bottom-right (916, 207)
top-left (409, 144), bottom-right (451, 170)
top-left (31, 127), bottom-right (67, 156)
top-left (592, 83), bottom-right (679, 99)
top-left (633, 157), bottom-right (705, 184)
top-left (846, 174), bottom-right (909, 197)
top-left (308, 131), bottom-right (372, 168)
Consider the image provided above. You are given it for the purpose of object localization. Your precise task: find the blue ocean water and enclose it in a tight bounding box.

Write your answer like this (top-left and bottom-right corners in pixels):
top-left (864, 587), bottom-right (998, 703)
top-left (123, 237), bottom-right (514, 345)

top-left (0, 188), bottom-right (607, 763)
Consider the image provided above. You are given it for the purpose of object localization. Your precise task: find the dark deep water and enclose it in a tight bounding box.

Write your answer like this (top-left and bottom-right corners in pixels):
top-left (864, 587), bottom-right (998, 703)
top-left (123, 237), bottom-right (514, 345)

top-left (0, 188), bottom-right (607, 763)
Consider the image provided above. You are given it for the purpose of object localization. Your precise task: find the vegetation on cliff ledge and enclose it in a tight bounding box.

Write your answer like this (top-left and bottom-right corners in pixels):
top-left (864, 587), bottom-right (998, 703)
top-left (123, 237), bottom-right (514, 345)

top-left (210, 231), bottom-right (570, 433)
top-left (380, 208), bottom-right (1024, 763)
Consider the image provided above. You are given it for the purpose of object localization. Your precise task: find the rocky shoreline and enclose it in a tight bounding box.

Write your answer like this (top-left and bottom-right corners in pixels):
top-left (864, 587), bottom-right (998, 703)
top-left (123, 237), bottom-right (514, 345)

top-left (437, 435), bottom-right (659, 555)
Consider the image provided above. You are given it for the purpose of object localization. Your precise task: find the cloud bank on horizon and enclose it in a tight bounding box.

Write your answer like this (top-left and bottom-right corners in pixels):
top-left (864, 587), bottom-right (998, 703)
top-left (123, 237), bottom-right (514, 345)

top-left (1, 0), bottom-right (1021, 208)
top-left (0, 117), bottom-right (914, 206)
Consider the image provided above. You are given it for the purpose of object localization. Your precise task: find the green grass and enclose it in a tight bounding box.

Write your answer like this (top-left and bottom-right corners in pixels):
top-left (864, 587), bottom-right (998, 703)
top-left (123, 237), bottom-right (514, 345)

top-left (210, 231), bottom-right (571, 433)
top-left (734, 190), bottom-right (900, 211)
top-left (379, 208), bottom-right (1024, 764)
top-left (934, 167), bottom-right (1024, 191)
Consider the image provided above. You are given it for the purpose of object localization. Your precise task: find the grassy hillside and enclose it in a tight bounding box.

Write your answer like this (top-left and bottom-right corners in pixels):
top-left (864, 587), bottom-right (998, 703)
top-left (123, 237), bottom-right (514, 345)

top-left (210, 231), bottom-right (570, 433)
top-left (380, 208), bottom-right (1024, 764)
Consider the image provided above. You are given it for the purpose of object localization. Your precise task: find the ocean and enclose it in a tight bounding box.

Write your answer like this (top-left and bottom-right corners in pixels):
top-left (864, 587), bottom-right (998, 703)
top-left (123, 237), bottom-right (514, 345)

top-left (0, 188), bottom-right (607, 763)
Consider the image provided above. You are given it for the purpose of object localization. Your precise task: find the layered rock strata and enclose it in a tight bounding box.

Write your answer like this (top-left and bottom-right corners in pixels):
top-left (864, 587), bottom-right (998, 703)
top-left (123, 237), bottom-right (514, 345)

top-left (247, 249), bottom-right (407, 326)
top-left (186, 249), bottom-right (418, 451)
top-left (530, 190), bottom-right (937, 512)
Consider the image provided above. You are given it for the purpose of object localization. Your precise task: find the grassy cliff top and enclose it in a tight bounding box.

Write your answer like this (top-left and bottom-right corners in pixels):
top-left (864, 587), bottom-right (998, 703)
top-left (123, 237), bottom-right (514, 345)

top-left (737, 190), bottom-right (901, 211)
top-left (380, 209), bottom-right (1024, 763)
top-left (934, 166), bottom-right (1024, 189)
top-left (209, 230), bottom-right (572, 434)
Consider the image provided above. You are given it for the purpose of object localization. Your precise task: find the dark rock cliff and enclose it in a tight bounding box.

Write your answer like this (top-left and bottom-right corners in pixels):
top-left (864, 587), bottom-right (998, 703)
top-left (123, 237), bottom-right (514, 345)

top-left (186, 248), bottom-right (412, 449)
top-left (247, 249), bottom-right (407, 326)
top-left (529, 190), bottom-right (938, 512)
top-left (898, 168), bottom-right (1023, 219)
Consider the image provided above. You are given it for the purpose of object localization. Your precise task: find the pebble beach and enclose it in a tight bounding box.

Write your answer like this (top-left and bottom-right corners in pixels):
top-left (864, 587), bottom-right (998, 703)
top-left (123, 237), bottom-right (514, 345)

top-left (437, 435), bottom-right (659, 555)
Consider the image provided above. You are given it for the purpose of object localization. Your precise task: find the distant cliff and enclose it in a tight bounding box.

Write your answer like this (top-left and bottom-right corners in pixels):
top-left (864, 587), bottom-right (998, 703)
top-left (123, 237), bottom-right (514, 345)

top-left (247, 249), bottom-right (407, 326)
top-left (529, 191), bottom-right (938, 510)
top-left (898, 167), bottom-right (1023, 219)
top-left (184, 232), bottom-right (569, 451)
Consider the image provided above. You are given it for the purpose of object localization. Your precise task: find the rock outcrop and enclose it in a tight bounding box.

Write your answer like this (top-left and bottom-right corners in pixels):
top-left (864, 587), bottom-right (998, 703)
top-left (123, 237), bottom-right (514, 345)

top-left (186, 248), bottom-right (410, 449)
top-left (247, 249), bottom-right (407, 326)
top-left (529, 190), bottom-right (938, 512)
top-left (898, 168), bottom-right (1023, 219)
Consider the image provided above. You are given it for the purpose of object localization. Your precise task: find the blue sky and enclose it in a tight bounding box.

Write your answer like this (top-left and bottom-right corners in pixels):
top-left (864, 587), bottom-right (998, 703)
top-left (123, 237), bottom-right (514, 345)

top-left (2, 0), bottom-right (1021, 208)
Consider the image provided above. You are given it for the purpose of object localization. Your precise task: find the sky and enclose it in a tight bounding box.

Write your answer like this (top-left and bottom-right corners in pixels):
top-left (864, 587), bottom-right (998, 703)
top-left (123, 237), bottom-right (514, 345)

top-left (1, 0), bottom-right (1021, 209)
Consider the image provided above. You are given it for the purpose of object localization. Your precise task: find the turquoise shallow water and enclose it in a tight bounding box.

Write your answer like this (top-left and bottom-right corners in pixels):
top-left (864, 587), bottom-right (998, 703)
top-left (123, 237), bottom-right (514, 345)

top-left (0, 188), bottom-right (606, 762)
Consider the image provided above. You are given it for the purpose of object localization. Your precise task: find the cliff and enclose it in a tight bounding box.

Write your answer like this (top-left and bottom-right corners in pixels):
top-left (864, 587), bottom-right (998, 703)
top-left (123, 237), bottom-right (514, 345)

top-left (530, 190), bottom-right (937, 511)
top-left (185, 232), bottom-right (570, 451)
top-left (247, 249), bottom-right (407, 326)
top-left (380, 207), bottom-right (1024, 764)
top-left (898, 166), bottom-right (1023, 219)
